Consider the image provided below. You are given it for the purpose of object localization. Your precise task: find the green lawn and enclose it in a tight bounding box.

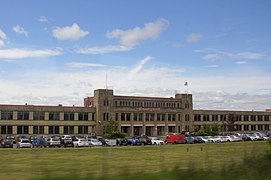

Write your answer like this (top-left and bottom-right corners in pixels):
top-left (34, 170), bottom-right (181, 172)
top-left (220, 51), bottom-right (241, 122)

top-left (0, 141), bottom-right (270, 180)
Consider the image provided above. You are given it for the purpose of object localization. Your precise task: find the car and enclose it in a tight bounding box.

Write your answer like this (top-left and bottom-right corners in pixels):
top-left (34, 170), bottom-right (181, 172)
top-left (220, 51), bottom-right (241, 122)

top-left (150, 137), bottom-right (165, 145)
top-left (104, 139), bottom-right (117, 146)
top-left (116, 138), bottom-right (127, 146)
top-left (185, 136), bottom-right (195, 144)
top-left (17, 139), bottom-right (31, 148)
top-left (1, 138), bottom-right (13, 148)
top-left (47, 137), bottom-right (62, 147)
top-left (245, 133), bottom-right (257, 141)
top-left (229, 135), bottom-right (242, 142)
top-left (6, 135), bottom-right (16, 144)
top-left (32, 137), bottom-right (48, 148)
top-left (126, 137), bottom-right (141, 146)
top-left (88, 138), bottom-right (103, 146)
top-left (73, 138), bottom-right (88, 147)
top-left (137, 136), bottom-right (152, 145)
top-left (209, 136), bottom-right (221, 143)
top-left (61, 135), bottom-right (73, 147)
top-left (222, 136), bottom-right (234, 142)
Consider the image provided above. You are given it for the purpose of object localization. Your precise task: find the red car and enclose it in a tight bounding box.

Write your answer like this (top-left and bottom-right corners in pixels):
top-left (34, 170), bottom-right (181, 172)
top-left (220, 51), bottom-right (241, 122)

top-left (165, 133), bottom-right (186, 144)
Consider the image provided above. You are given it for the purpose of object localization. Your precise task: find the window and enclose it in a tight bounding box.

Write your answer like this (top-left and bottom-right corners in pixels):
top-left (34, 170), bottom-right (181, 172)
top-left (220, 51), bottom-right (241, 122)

top-left (49, 112), bottom-right (60, 120)
top-left (194, 114), bottom-right (201, 121)
top-left (212, 115), bottom-right (219, 121)
top-left (265, 115), bottom-right (270, 121)
top-left (251, 115), bottom-right (256, 121)
top-left (185, 114), bottom-right (190, 121)
top-left (146, 113), bottom-right (155, 121)
top-left (49, 126), bottom-right (60, 134)
top-left (1, 111), bottom-right (13, 120)
top-left (17, 111), bottom-right (29, 120)
top-left (251, 125), bottom-right (256, 131)
top-left (78, 126), bottom-right (88, 134)
top-left (265, 125), bottom-right (270, 130)
top-left (64, 126), bottom-right (74, 134)
top-left (258, 115), bottom-right (263, 121)
top-left (120, 113), bottom-right (131, 121)
top-left (17, 126), bottom-right (29, 134)
top-left (203, 115), bottom-right (210, 121)
top-left (33, 126), bottom-right (44, 134)
top-left (33, 112), bottom-right (45, 120)
top-left (244, 115), bottom-right (249, 121)
top-left (168, 114), bottom-right (176, 121)
top-left (103, 113), bottom-right (109, 121)
top-left (64, 112), bottom-right (74, 121)
top-left (78, 113), bottom-right (88, 121)
top-left (0, 126), bottom-right (12, 134)
top-left (157, 114), bottom-right (165, 121)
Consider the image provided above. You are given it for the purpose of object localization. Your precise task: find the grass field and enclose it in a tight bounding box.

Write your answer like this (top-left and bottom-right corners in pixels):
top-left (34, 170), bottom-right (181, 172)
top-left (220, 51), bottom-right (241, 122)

top-left (0, 141), bottom-right (270, 180)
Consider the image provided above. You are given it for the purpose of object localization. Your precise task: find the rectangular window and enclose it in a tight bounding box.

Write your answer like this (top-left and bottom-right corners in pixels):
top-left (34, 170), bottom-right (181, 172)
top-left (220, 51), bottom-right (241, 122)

top-left (265, 115), bottom-right (270, 121)
top-left (17, 111), bottom-right (29, 120)
top-left (1, 111), bottom-right (13, 120)
top-left (244, 115), bottom-right (249, 121)
top-left (265, 125), bottom-right (270, 130)
top-left (78, 126), bottom-right (88, 134)
top-left (33, 126), bottom-right (44, 134)
top-left (17, 126), bottom-right (29, 134)
top-left (78, 113), bottom-right (88, 121)
top-left (49, 126), bottom-right (59, 134)
top-left (33, 112), bottom-right (45, 120)
top-left (64, 126), bottom-right (74, 134)
top-left (64, 112), bottom-right (74, 121)
top-left (49, 112), bottom-right (60, 120)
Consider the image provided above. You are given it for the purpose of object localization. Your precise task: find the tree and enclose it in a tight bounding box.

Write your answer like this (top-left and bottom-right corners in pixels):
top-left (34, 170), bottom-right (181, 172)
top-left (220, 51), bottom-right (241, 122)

top-left (103, 119), bottom-right (126, 138)
top-left (196, 123), bottom-right (221, 136)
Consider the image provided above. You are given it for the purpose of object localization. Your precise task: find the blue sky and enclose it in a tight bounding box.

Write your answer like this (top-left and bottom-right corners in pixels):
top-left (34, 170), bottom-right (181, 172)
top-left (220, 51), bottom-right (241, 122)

top-left (0, 0), bottom-right (271, 110)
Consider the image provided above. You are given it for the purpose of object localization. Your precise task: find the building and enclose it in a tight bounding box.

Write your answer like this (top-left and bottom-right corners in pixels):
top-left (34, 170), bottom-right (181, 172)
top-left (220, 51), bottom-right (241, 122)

top-left (0, 89), bottom-right (270, 137)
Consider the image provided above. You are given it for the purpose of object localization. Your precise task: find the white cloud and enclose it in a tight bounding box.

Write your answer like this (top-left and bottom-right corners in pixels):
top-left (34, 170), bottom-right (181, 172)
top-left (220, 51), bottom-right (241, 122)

top-left (0, 48), bottom-right (62, 59)
top-left (13, 25), bottom-right (28, 37)
top-left (107, 19), bottom-right (168, 47)
top-left (38, 16), bottom-right (48, 22)
top-left (52, 23), bottom-right (89, 41)
top-left (0, 29), bottom-right (8, 47)
top-left (237, 52), bottom-right (264, 59)
top-left (67, 62), bottom-right (106, 68)
top-left (77, 45), bottom-right (133, 54)
top-left (202, 54), bottom-right (222, 60)
top-left (129, 56), bottom-right (153, 75)
top-left (186, 33), bottom-right (203, 43)
top-left (235, 61), bottom-right (247, 65)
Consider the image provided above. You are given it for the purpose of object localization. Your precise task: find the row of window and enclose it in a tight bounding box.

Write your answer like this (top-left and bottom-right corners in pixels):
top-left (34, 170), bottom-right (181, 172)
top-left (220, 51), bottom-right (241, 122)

top-left (0, 125), bottom-right (93, 135)
top-left (115, 113), bottom-right (185, 121)
top-left (194, 124), bottom-right (270, 132)
top-left (194, 114), bottom-right (270, 122)
top-left (0, 111), bottom-right (94, 121)
top-left (114, 100), bottom-right (184, 109)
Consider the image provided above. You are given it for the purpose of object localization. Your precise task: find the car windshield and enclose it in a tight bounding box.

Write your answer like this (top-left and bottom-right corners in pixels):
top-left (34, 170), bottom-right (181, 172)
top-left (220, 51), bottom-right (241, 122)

top-left (22, 140), bottom-right (30, 143)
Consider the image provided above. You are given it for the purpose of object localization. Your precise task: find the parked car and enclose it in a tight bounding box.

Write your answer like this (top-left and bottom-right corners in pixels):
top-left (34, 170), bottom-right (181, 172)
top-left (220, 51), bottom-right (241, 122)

top-left (126, 137), bottom-right (141, 146)
top-left (185, 136), bottom-right (195, 144)
top-left (150, 137), bottom-right (165, 145)
top-left (47, 137), bottom-right (62, 147)
top-left (88, 138), bottom-right (103, 146)
top-left (165, 133), bottom-right (186, 144)
top-left (245, 133), bottom-right (257, 141)
top-left (6, 135), bottom-right (16, 144)
top-left (116, 138), bottom-right (127, 146)
top-left (17, 139), bottom-right (31, 148)
top-left (137, 136), bottom-right (152, 145)
top-left (1, 138), bottom-right (13, 148)
top-left (61, 135), bottom-right (73, 147)
top-left (104, 139), bottom-right (117, 146)
top-left (32, 137), bottom-right (48, 148)
top-left (209, 136), bottom-right (221, 143)
top-left (73, 138), bottom-right (88, 147)
top-left (222, 136), bottom-right (234, 142)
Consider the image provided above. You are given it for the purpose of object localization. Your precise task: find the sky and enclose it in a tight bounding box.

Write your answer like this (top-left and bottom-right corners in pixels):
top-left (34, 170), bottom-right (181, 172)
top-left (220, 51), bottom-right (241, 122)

top-left (0, 0), bottom-right (271, 110)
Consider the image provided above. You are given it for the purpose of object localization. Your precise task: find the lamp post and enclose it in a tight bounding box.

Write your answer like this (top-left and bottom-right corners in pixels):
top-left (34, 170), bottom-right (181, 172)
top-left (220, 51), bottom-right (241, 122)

top-left (184, 82), bottom-right (189, 133)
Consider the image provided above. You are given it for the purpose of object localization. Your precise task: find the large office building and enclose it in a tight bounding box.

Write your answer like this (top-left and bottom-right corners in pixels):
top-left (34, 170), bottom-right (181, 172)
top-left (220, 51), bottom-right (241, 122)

top-left (0, 89), bottom-right (270, 136)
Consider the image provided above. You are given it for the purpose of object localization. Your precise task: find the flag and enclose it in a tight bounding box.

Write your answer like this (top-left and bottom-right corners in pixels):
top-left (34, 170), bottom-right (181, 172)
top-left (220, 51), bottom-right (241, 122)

top-left (184, 82), bottom-right (188, 86)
